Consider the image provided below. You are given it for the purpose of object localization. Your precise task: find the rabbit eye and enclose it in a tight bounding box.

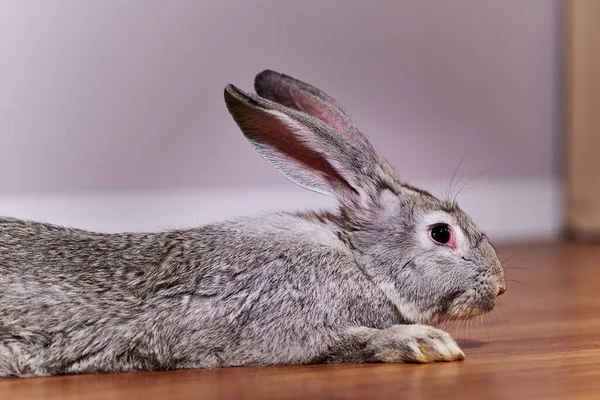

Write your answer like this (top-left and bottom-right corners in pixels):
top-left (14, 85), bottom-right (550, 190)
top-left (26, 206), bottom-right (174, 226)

top-left (429, 224), bottom-right (452, 245)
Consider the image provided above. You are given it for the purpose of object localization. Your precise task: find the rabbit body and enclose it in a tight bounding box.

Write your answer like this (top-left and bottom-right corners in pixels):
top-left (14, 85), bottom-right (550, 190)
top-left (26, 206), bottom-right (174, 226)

top-left (0, 213), bottom-right (400, 376)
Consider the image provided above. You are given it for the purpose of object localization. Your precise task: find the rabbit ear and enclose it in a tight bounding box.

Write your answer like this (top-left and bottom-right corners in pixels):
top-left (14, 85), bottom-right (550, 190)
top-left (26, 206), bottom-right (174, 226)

top-left (254, 70), bottom-right (376, 155)
top-left (225, 84), bottom-right (382, 201)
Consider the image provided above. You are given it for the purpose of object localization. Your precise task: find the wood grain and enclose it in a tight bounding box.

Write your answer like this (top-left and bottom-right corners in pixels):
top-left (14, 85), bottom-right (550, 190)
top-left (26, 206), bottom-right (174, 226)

top-left (1, 243), bottom-right (600, 399)
top-left (565, 0), bottom-right (600, 238)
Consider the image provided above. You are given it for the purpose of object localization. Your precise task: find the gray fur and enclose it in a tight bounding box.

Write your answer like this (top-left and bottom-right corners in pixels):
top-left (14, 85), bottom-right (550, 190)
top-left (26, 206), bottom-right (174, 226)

top-left (0, 70), bottom-right (505, 377)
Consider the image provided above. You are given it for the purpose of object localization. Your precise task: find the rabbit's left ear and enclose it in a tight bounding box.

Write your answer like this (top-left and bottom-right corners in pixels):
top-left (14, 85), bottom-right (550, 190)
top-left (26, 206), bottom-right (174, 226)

top-left (224, 84), bottom-right (393, 204)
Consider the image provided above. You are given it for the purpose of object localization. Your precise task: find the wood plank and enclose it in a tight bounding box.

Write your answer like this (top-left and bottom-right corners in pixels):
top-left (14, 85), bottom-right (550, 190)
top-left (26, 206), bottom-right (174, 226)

top-left (1, 243), bottom-right (600, 399)
top-left (565, 0), bottom-right (600, 238)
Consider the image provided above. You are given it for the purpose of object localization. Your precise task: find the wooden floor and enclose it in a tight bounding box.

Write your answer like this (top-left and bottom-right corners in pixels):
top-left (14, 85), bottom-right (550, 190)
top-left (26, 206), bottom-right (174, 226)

top-left (2, 243), bottom-right (600, 399)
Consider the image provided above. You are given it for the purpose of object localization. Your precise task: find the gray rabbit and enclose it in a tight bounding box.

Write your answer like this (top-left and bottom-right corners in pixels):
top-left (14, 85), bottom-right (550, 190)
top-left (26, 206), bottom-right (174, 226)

top-left (0, 70), bottom-right (506, 377)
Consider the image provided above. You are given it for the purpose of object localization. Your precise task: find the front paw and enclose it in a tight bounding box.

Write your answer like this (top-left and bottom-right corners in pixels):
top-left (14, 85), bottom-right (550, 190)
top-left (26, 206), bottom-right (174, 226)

top-left (372, 324), bottom-right (465, 363)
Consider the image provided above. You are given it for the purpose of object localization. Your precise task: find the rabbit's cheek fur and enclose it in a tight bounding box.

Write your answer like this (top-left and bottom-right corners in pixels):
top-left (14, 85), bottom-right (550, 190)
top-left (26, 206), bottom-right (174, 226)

top-left (444, 276), bottom-right (498, 319)
top-left (389, 227), bottom-right (503, 323)
top-left (436, 259), bottom-right (505, 321)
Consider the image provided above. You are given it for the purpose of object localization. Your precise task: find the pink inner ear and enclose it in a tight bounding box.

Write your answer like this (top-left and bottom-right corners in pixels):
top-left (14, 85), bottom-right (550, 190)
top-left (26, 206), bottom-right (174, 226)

top-left (250, 109), bottom-right (357, 196)
top-left (296, 93), bottom-right (358, 147)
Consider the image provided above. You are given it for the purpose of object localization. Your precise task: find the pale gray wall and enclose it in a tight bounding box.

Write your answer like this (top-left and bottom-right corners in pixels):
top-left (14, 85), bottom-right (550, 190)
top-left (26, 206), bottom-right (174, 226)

top-left (0, 0), bottom-right (561, 195)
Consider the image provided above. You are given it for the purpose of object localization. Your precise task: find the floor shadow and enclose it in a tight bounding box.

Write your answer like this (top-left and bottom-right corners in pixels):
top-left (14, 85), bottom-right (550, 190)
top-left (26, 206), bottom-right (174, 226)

top-left (456, 339), bottom-right (487, 349)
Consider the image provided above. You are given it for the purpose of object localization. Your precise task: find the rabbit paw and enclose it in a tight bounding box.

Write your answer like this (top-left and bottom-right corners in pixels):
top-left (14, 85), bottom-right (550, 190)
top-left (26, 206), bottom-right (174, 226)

top-left (372, 324), bottom-right (465, 363)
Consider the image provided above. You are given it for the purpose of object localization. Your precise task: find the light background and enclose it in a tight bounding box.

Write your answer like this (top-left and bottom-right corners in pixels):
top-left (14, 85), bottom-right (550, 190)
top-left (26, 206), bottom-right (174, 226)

top-left (0, 0), bottom-right (562, 242)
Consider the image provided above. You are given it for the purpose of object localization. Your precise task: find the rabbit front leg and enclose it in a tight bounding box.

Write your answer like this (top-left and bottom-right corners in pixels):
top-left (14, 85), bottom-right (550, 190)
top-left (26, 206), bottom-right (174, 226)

top-left (324, 324), bottom-right (465, 364)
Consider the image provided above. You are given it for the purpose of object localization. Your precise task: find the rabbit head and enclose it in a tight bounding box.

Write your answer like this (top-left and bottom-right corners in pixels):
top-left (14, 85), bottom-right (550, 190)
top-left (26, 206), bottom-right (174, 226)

top-left (224, 70), bottom-right (506, 325)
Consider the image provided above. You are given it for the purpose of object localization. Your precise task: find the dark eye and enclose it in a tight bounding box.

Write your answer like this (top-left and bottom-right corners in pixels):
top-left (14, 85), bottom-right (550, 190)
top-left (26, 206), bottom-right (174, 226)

top-left (430, 224), bottom-right (452, 244)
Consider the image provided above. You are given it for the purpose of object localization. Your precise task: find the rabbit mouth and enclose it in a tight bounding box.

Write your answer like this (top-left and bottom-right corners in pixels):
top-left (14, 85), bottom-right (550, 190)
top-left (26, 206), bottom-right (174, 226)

top-left (436, 289), bottom-right (498, 322)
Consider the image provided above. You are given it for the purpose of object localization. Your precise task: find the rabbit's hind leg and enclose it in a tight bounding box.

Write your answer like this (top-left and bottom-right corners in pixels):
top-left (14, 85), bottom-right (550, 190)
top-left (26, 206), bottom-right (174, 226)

top-left (0, 323), bottom-right (50, 378)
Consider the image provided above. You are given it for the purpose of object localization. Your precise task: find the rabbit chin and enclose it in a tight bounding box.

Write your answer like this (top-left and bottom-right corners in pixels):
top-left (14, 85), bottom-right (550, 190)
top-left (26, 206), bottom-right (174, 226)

top-left (435, 290), bottom-right (498, 323)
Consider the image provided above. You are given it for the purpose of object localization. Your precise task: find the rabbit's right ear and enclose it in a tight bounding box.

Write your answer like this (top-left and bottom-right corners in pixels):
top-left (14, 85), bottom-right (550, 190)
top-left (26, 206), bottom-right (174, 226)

top-left (254, 70), bottom-right (377, 155)
top-left (224, 84), bottom-right (381, 203)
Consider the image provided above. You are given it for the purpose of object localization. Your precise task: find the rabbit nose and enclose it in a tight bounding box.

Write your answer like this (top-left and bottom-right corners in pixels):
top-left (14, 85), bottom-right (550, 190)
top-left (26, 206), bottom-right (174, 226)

top-left (498, 283), bottom-right (506, 296)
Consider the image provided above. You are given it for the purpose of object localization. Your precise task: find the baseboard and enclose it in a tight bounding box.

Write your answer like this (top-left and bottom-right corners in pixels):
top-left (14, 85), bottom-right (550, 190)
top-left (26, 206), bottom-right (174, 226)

top-left (0, 178), bottom-right (562, 242)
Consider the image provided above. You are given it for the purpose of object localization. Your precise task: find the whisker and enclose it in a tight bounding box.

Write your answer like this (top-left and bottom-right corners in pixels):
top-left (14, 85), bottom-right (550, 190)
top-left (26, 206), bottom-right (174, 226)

top-left (501, 256), bottom-right (530, 264)
top-left (493, 304), bottom-right (513, 328)
top-left (505, 278), bottom-right (531, 287)
top-left (496, 301), bottom-right (518, 318)
top-left (445, 155), bottom-right (467, 203)
top-left (449, 163), bottom-right (481, 203)
top-left (504, 266), bottom-right (542, 275)
top-left (453, 169), bottom-right (494, 203)
top-left (481, 314), bottom-right (490, 341)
